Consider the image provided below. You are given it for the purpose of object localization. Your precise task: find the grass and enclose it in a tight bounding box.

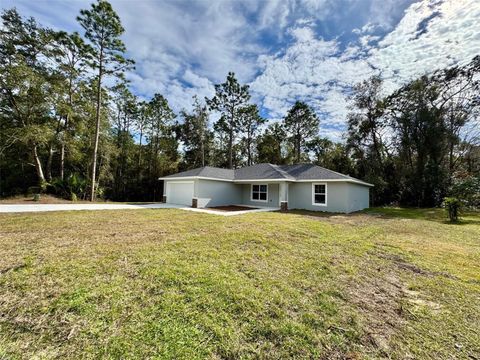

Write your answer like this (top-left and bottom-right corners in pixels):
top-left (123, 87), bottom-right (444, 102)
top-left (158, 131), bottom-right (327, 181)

top-left (0, 207), bottom-right (479, 359)
top-left (0, 194), bottom-right (85, 204)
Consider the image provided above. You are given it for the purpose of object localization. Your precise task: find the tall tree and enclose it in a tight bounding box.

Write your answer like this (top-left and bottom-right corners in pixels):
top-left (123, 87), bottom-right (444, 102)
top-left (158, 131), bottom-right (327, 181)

top-left (54, 31), bottom-right (92, 180)
top-left (389, 77), bottom-right (448, 206)
top-left (238, 104), bottom-right (266, 166)
top-left (346, 75), bottom-right (389, 204)
top-left (256, 123), bottom-right (287, 165)
top-left (206, 72), bottom-right (250, 169)
top-left (111, 82), bottom-right (137, 199)
top-left (178, 97), bottom-right (213, 168)
top-left (145, 93), bottom-right (177, 191)
top-left (306, 137), bottom-right (334, 165)
top-left (0, 9), bottom-right (57, 187)
top-left (283, 101), bottom-right (319, 163)
top-left (306, 137), bottom-right (355, 176)
top-left (211, 116), bottom-right (229, 168)
top-left (431, 57), bottom-right (480, 180)
top-left (135, 101), bottom-right (149, 174)
top-left (77, 0), bottom-right (134, 201)
top-left (347, 75), bottom-right (386, 162)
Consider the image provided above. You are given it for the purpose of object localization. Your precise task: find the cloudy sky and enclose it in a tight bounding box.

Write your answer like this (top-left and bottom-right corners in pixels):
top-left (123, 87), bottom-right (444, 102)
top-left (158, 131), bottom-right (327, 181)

top-left (3, 0), bottom-right (480, 139)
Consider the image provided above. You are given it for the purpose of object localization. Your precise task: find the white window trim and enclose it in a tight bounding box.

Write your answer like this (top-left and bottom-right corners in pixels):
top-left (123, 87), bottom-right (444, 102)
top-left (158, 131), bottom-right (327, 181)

top-left (251, 184), bottom-right (268, 203)
top-left (312, 182), bottom-right (327, 206)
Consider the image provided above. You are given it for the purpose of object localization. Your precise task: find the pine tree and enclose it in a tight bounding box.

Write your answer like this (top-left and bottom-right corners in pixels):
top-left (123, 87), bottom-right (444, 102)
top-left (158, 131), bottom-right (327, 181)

top-left (77, 0), bottom-right (134, 201)
top-left (283, 101), bottom-right (319, 163)
top-left (206, 72), bottom-right (250, 169)
top-left (238, 104), bottom-right (266, 166)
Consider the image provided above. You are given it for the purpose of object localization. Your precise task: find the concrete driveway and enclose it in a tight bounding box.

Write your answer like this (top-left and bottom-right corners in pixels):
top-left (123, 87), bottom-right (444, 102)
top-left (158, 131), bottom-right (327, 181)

top-left (0, 203), bottom-right (279, 216)
top-left (0, 203), bottom-right (183, 213)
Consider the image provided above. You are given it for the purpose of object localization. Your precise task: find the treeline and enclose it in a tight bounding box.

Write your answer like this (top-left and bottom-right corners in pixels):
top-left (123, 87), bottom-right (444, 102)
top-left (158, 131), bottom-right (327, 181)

top-left (1, 1), bottom-right (479, 206)
top-left (346, 65), bottom-right (480, 207)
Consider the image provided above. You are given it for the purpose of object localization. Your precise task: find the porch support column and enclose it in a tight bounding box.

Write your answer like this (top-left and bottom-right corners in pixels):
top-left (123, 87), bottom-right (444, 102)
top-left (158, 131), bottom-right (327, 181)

top-left (279, 182), bottom-right (289, 212)
top-left (162, 180), bottom-right (167, 203)
top-left (192, 179), bottom-right (199, 208)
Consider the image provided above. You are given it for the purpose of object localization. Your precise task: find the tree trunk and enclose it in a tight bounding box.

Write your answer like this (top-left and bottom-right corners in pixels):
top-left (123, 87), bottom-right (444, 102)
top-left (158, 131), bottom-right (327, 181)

top-left (228, 128), bottom-right (233, 169)
top-left (32, 144), bottom-right (45, 186)
top-left (200, 134), bottom-right (205, 167)
top-left (296, 133), bottom-right (301, 163)
top-left (247, 135), bottom-right (252, 166)
top-left (137, 126), bottom-right (143, 182)
top-left (46, 143), bottom-right (54, 181)
top-left (370, 119), bottom-right (382, 166)
top-left (61, 77), bottom-right (73, 181)
top-left (90, 53), bottom-right (103, 202)
top-left (60, 139), bottom-right (65, 180)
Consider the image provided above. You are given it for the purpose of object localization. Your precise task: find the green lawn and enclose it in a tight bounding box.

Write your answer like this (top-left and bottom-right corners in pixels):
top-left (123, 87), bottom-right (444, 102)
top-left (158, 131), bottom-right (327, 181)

top-left (0, 208), bottom-right (479, 359)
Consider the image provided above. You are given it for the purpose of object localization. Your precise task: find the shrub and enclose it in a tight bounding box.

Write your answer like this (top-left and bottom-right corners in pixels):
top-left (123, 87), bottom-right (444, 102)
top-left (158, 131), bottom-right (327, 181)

top-left (443, 197), bottom-right (461, 222)
top-left (449, 173), bottom-right (480, 209)
top-left (49, 174), bottom-right (88, 200)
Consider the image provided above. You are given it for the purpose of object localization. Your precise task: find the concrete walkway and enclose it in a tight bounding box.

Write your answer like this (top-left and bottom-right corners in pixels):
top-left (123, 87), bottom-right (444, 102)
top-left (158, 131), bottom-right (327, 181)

top-left (0, 203), bottom-right (183, 213)
top-left (182, 206), bottom-right (279, 217)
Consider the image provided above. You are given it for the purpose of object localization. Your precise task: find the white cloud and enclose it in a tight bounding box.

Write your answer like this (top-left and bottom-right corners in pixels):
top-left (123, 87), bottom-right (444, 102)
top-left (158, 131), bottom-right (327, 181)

top-left (257, 0), bottom-right (293, 30)
top-left (3, 0), bottom-right (262, 113)
top-left (3, 0), bottom-right (479, 140)
top-left (250, 28), bottom-right (373, 121)
top-left (370, 0), bottom-right (480, 93)
top-left (251, 0), bottom-right (480, 138)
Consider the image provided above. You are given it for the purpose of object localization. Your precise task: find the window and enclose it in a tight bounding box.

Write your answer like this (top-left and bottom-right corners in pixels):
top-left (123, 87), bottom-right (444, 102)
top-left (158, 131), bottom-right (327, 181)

top-left (251, 184), bottom-right (268, 202)
top-left (312, 183), bottom-right (327, 206)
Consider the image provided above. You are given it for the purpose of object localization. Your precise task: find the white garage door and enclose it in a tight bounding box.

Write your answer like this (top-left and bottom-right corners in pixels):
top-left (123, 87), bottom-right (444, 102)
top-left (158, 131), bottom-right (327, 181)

top-left (166, 181), bottom-right (194, 206)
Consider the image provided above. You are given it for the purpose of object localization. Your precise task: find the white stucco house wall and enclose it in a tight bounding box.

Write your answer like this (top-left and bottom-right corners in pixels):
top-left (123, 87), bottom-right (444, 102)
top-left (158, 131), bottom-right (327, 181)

top-left (159, 163), bottom-right (373, 213)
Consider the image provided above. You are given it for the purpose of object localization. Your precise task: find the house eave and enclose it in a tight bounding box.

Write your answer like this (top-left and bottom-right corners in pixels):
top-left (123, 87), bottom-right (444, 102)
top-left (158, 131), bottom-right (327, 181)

top-left (158, 176), bottom-right (233, 182)
top-left (159, 176), bottom-right (373, 186)
top-left (233, 178), bottom-right (294, 183)
top-left (295, 179), bottom-right (374, 187)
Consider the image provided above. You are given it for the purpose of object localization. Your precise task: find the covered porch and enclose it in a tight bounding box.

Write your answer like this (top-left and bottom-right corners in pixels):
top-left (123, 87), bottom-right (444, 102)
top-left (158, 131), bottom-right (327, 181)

top-left (190, 180), bottom-right (290, 211)
top-left (163, 177), bottom-right (290, 211)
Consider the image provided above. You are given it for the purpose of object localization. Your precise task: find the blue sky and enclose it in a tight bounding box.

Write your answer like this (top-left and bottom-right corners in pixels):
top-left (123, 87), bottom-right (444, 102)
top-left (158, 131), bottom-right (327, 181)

top-left (3, 0), bottom-right (480, 140)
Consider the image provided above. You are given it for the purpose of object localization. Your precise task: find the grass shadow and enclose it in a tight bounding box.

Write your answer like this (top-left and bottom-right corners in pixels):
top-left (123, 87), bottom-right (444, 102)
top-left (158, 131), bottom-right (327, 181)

top-left (286, 207), bottom-right (480, 226)
top-left (365, 207), bottom-right (480, 225)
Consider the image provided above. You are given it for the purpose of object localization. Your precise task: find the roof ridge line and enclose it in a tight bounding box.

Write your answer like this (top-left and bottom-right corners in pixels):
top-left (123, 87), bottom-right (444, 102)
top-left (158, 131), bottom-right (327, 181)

top-left (268, 164), bottom-right (294, 180)
top-left (315, 164), bottom-right (348, 177)
top-left (313, 164), bottom-right (366, 181)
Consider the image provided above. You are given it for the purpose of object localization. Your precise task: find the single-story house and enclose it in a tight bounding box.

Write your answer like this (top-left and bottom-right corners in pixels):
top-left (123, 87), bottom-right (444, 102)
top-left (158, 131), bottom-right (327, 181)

top-left (159, 163), bottom-right (373, 213)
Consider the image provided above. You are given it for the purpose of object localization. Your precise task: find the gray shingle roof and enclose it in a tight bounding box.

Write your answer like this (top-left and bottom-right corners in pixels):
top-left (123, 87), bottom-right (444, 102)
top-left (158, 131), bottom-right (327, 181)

top-left (278, 164), bottom-right (356, 181)
top-left (162, 166), bottom-right (235, 180)
top-left (161, 163), bottom-right (372, 185)
top-left (234, 163), bottom-right (295, 180)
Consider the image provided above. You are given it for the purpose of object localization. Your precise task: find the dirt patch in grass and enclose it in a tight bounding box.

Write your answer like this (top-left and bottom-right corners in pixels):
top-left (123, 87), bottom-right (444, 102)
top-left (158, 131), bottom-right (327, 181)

top-left (347, 250), bottom-right (449, 356)
top-left (209, 205), bottom-right (258, 212)
top-left (288, 210), bottom-right (389, 227)
top-left (0, 262), bottom-right (27, 275)
top-left (347, 268), bottom-right (406, 355)
top-left (376, 251), bottom-right (460, 281)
